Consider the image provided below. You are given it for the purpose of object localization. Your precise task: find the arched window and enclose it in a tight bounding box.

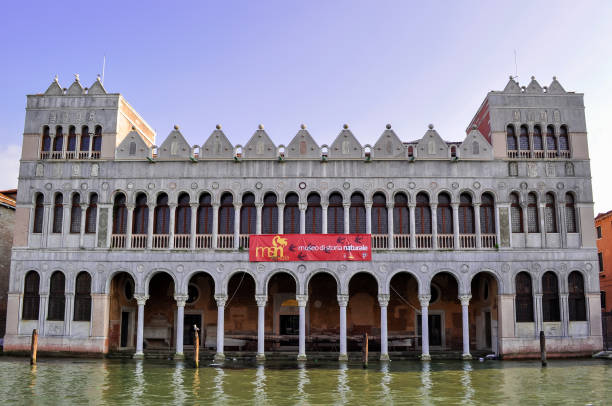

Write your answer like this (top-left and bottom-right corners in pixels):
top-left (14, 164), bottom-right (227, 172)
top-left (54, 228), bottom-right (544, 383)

top-left (92, 125), bottom-right (102, 153)
top-left (407, 145), bottom-right (414, 158)
top-left (129, 142), bottom-right (137, 156)
top-left (85, 193), bottom-right (98, 234)
top-left (22, 271), bottom-right (40, 320)
top-left (506, 125), bottom-right (517, 150)
top-left (510, 192), bottom-right (523, 233)
top-left (436, 193), bottom-right (452, 234)
top-left (480, 193), bottom-right (495, 234)
top-left (349, 192), bottom-right (366, 233)
top-left (533, 125), bottom-right (543, 151)
top-left (175, 193), bottom-right (191, 234)
top-left (415, 192), bottom-right (431, 234)
top-left (67, 126), bottom-right (77, 152)
top-left (132, 193), bottom-right (148, 234)
top-left (33, 193), bottom-right (44, 233)
top-left (565, 193), bottom-right (577, 233)
top-left (545, 192), bottom-right (557, 233)
top-left (459, 193), bottom-right (474, 234)
top-left (305, 193), bottom-right (322, 233)
top-left (393, 193), bottom-right (409, 234)
top-left (559, 125), bottom-right (569, 152)
top-left (80, 126), bottom-right (90, 154)
top-left (284, 193), bottom-right (300, 234)
top-left (472, 141), bottom-right (479, 155)
top-left (74, 272), bottom-right (91, 321)
top-left (70, 193), bottom-right (81, 233)
top-left (542, 271), bottom-right (560, 322)
top-left (197, 193), bottom-right (213, 234)
top-left (371, 192), bottom-right (388, 234)
top-left (262, 193), bottom-right (278, 234)
top-left (450, 145), bottom-right (457, 158)
top-left (52, 193), bottom-right (63, 233)
top-left (42, 126), bottom-right (51, 152)
top-left (240, 193), bottom-right (256, 235)
top-left (515, 272), bottom-right (534, 322)
top-left (53, 126), bottom-right (64, 153)
top-left (112, 193), bottom-right (127, 234)
top-left (218, 193), bottom-right (234, 234)
top-left (154, 193), bottom-right (169, 234)
top-left (327, 192), bottom-right (344, 234)
top-left (527, 192), bottom-right (539, 233)
top-left (519, 125), bottom-right (529, 151)
top-left (568, 271), bottom-right (587, 321)
top-left (546, 131), bottom-right (557, 152)
top-left (48, 271), bottom-right (66, 321)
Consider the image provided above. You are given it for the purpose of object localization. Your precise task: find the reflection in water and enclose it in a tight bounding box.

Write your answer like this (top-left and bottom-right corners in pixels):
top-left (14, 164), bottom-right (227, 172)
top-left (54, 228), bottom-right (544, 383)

top-left (336, 363), bottom-right (350, 406)
top-left (132, 359), bottom-right (145, 404)
top-left (254, 364), bottom-right (266, 406)
top-left (420, 361), bottom-right (432, 404)
top-left (296, 363), bottom-right (310, 406)
top-left (193, 367), bottom-right (200, 399)
top-left (380, 362), bottom-right (392, 404)
top-left (213, 367), bottom-right (227, 405)
top-left (173, 361), bottom-right (186, 405)
top-left (461, 361), bottom-right (474, 405)
top-left (29, 364), bottom-right (37, 400)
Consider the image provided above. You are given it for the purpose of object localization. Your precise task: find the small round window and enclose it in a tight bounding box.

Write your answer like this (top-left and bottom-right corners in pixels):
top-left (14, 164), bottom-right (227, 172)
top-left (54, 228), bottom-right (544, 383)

top-left (124, 279), bottom-right (134, 301)
top-left (187, 284), bottom-right (199, 304)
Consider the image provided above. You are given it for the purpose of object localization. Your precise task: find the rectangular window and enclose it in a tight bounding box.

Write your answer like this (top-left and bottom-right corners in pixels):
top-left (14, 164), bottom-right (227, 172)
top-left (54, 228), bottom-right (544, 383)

top-left (599, 252), bottom-right (604, 272)
top-left (597, 226), bottom-right (602, 239)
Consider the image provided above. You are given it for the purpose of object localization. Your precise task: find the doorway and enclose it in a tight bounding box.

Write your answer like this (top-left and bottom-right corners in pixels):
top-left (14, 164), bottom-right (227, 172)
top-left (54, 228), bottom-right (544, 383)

top-left (417, 313), bottom-right (443, 347)
top-left (280, 315), bottom-right (299, 335)
top-left (120, 311), bottom-right (130, 348)
top-left (183, 314), bottom-right (202, 346)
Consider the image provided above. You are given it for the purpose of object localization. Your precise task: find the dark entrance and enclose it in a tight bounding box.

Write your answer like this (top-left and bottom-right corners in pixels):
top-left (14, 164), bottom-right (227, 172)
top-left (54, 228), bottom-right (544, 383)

top-left (120, 311), bottom-right (129, 347)
top-left (280, 315), bottom-right (299, 335)
top-left (485, 311), bottom-right (492, 348)
top-left (183, 314), bottom-right (202, 346)
top-left (417, 314), bottom-right (442, 346)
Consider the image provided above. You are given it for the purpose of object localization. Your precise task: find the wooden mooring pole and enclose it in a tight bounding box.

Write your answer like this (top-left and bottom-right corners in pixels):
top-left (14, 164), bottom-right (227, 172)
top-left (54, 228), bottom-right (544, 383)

top-left (194, 325), bottom-right (200, 368)
top-left (30, 329), bottom-right (38, 366)
top-left (540, 330), bottom-right (547, 367)
top-left (362, 333), bottom-right (369, 368)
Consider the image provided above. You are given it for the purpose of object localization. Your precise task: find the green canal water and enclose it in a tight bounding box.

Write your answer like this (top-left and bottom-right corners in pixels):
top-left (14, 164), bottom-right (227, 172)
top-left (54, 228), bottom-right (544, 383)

top-left (0, 357), bottom-right (610, 405)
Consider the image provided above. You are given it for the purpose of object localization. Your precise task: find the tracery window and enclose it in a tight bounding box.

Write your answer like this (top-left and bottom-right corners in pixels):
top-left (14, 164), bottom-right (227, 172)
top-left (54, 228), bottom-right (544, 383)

top-left (415, 192), bottom-right (431, 234)
top-left (67, 126), bottom-right (77, 152)
top-left (545, 192), bottom-right (557, 233)
top-left (70, 193), bottom-right (81, 233)
top-left (510, 192), bottom-right (523, 233)
top-left (48, 271), bottom-right (66, 321)
top-left (568, 271), bottom-right (587, 321)
top-left (480, 193), bottom-right (495, 234)
top-left (436, 193), bottom-right (452, 234)
top-left (533, 125), bottom-right (543, 150)
top-left (175, 193), bottom-right (191, 234)
top-left (559, 125), bottom-right (569, 151)
top-left (305, 193), bottom-right (322, 234)
top-left (42, 126), bottom-right (51, 152)
top-left (284, 193), bottom-right (300, 234)
top-left (112, 193), bottom-right (127, 234)
top-left (218, 193), bottom-right (234, 234)
top-left (459, 193), bottom-right (474, 234)
top-left (92, 126), bottom-right (102, 152)
top-left (327, 192), bottom-right (344, 234)
top-left (515, 272), bottom-right (534, 322)
top-left (52, 193), bottom-right (63, 233)
top-left (527, 192), bottom-right (539, 233)
top-left (393, 193), bottom-right (410, 234)
top-left (240, 193), bottom-right (256, 234)
top-left (80, 126), bottom-right (90, 153)
top-left (33, 193), bottom-right (44, 233)
top-left (22, 271), bottom-right (40, 320)
top-left (73, 272), bottom-right (91, 322)
top-left (262, 193), bottom-right (278, 234)
top-left (132, 193), bottom-right (148, 234)
top-left (85, 193), bottom-right (98, 234)
top-left (53, 126), bottom-right (64, 152)
top-left (519, 125), bottom-right (529, 151)
top-left (565, 193), bottom-right (577, 233)
top-left (542, 271), bottom-right (560, 322)
top-left (349, 192), bottom-right (366, 234)
top-left (371, 192), bottom-right (388, 234)
top-left (154, 193), bottom-right (169, 234)
top-left (507, 125), bottom-right (517, 150)
top-left (197, 193), bottom-right (213, 234)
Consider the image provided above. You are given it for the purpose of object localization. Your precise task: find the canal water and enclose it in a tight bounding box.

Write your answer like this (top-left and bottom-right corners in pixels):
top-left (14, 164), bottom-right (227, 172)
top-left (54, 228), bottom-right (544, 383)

top-left (0, 357), bottom-right (610, 405)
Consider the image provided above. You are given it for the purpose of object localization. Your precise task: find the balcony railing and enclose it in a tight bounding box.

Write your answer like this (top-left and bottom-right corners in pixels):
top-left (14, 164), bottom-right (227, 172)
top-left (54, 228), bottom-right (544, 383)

top-left (217, 234), bottom-right (234, 250)
top-left (533, 150), bottom-right (545, 158)
top-left (174, 234), bottom-right (190, 249)
top-left (460, 234), bottom-right (476, 249)
top-left (195, 234), bottom-right (213, 249)
top-left (437, 234), bottom-right (453, 249)
top-left (559, 150), bottom-right (570, 158)
top-left (507, 150), bottom-right (518, 158)
top-left (519, 150), bottom-right (530, 158)
top-left (481, 234), bottom-right (497, 249)
top-left (507, 149), bottom-right (571, 159)
top-left (371, 234), bottom-right (388, 249)
top-left (131, 234), bottom-right (147, 249)
top-left (90, 151), bottom-right (101, 159)
top-left (415, 234), bottom-right (432, 249)
top-left (393, 234), bottom-right (410, 249)
top-left (111, 234), bottom-right (126, 249)
top-left (50, 151), bottom-right (63, 159)
top-left (152, 234), bottom-right (169, 249)
top-left (65, 151), bottom-right (77, 159)
top-left (239, 234), bottom-right (250, 249)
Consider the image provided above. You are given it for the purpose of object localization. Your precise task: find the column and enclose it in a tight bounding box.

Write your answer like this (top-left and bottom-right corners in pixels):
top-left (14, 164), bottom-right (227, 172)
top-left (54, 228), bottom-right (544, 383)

top-left (168, 203), bottom-right (176, 249)
top-left (190, 203), bottom-right (198, 249)
top-left (337, 294), bottom-right (348, 361)
top-left (256, 295), bottom-right (267, 361)
top-left (378, 294), bottom-right (390, 361)
top-left (256, 203), bottom-right (263, 234)
top-left (321, 203), bottom-right (328, 234)
top-left (534, 293), bottom-right (543, 335)
top-left (560, 293), bottom-right (569, 337)
top-left (474, 203), bottom-right (482, 249)
top-left (460, 294), bottom-right (472, 359)
top-left (134, 294), bottom-right (148, 358)
top-left (233, 203), bottom-right (240, 249)
top-left (174, 295), bottom-right (188, 359)
top-left (419, 294), bottom-right (431, 360)
top-left (64, 292), bottom-right (74, 337)
top-left (126, 204), bottom-right (134, 249)
top-left (214, 294), bottom-right (227, 362)
top-left (452, 203), bottom-right (460, 249)
top-left (299, 203), bottom-right (306, 234)
top-left (62, 197), bottom-right (70, 245)
top-left (297, 294), bottom-right (308, 361)
top-left (147, 204), bottom-right (154, 249)
top-left (387, 202), bottom-right (394, 249)
top-left (558, 203), bottom-right (567, 248)
top-left (431, 203), bottom-right (438, 249)
top-left (212, 203), bottom-right (219, 249)
top-left (79, 203), bottom-right (87, 248)
top-left (277, 203), bottom-right (285, 234)
top-left (365, 203), bottom-right (372, 234)
top-left (494, 205), bottom-right (502, 248)
top-left (105, 204), bottom-right (112, 249)
top-left (38, 293), bottom-right (49, 336)
top-left (539, 203), bottom-right (546, 247)
top-left (409, 203), bottom-right (416, 249)
top-left (343, 203), bottom-right (350, 234)
top-left (521, 203), bottom-right (528, 241)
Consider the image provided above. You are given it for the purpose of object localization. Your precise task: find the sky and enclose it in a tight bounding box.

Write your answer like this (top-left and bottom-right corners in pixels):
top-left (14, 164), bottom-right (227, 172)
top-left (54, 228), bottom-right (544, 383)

top-left (0, 1), bottom-right (611, 213)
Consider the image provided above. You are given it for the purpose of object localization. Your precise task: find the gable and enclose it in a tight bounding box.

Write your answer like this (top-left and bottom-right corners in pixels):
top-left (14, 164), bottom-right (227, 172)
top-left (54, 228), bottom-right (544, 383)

top-left (371, 128), bottom-right (406, 159)
top-left (525, 77), bottom-right (543, 93)
top-left (416, 126), bottom-right (448, 159)
top-left (116, 129), bottom-right (150, 159)
top-left (328, 128), bottom-right (363, 159)
top-left (66, 79), bottom-right (84, 95)
top-left (285, 128), bottom-right (320, 159)
top-left (201, 128), bottom-right (234, 159)
top-left (44, 78), bottom-right (63, 96)
top-left (459, 128), bottom-right (493, 160)
top-left (503, 77), bottom-right (521, 94)
top-left (547, 77), bottom-right (566, 94)
top-left (243, 128), bottom-right (276, 159)
top-left (88, 77), bottom-right (107, 95)
top-left (158, 127), bottom-right (192, 159)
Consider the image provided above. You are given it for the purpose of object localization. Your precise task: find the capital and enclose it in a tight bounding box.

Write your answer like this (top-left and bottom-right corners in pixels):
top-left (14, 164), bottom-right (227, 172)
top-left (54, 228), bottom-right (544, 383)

top-left (386, 202), bottom-right (394, 209)
top-left (365, 202), bottom-right (372, 209)
top-left (255, 294), bottom-right (267, 307)
top-left (214, 294), bottom-right (228, 307)
top-left (418, 294), bottom-right (431, 308)
top-left (134, 294), bottom-right (149, 306)
top-left (190, 203), bottom-right (199, 209)
top-left (337, 294), bottom-right (349, 307)
top-left (298, 203), bottom-right (307, 211)
top-left (80, 203), bottom-right (88, 210)
top-left (459, 294), bottom-right (472, 306)
top-left (255, 203), bottom-right (264, 209)
top-left (378, 294), bottom-right (390, 307)
top-left (174, 294), bottom-right (189, 307)
top-left (296, 294), bottom-right (308, 307)
top-left (343, 203), bottom-right (351, 209)
top-left (233, 203), bottom-right (241, 210)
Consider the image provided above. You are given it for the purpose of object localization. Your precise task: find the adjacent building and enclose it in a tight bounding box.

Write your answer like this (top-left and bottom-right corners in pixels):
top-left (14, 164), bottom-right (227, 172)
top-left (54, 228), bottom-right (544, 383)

top-left (0, 189), bottom-right (16, 341)
top-left (596, 210), bottom-right (612, 312)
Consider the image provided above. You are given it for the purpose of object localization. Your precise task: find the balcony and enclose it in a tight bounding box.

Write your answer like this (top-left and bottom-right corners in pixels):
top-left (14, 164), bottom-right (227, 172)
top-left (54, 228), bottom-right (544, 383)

top-left (239, 234), bottom-right (250, 249)
top-left (111, 234), bottom-right (126, 249)
top-left (131, 234), bottom-right (147, 249)
top-left (437, 234), bottom-right (453, 249)
top-left (415, 234), bottom-right (432, 249)
top-left (481, 234), bottom-right (497, 248)
top-left (393, 234), bottom-right (410, 250)
top-left (174, 234), bottom-right (190, 249)
top-left (217, 234), bottom-right (234, 250)
top-left (195, 234), bottom-right (213, 249)
top-left (152, 234), bottom-right (169, 249)
top-left (460, 234), bottom-right (476, 249)
top-left (371, 234), bottom-right (388, 249)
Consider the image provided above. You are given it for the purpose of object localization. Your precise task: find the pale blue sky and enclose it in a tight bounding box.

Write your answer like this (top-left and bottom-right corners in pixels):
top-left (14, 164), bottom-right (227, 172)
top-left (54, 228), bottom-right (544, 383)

top-left (1, 1), bottom-right (611, 212)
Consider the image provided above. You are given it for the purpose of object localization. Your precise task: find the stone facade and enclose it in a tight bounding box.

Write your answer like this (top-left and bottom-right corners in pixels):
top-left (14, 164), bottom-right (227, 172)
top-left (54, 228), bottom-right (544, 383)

top-left (0, 190), bottom-right (16, 339)
top-left (3, 75), bottom-right (601, 360)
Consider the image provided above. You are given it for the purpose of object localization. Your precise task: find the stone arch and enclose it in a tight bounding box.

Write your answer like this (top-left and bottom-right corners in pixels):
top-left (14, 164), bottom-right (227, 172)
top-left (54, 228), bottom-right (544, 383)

top-left (511, 268), bottom-right (537, 295)
top-left (326, 189), bottom-right (347, 205)
top-left (345, 270), bottom-right (381, 294)
top-left (263, 268), bottom-right (299, 296)
top-left (21, 269), bottom-right (42, 293)
top-left (143, 268), bottom-right (178, 296)
top-left (109, 189), bottom-right (128, 205)
top-left (369, 188), bottom-right (390, 204)
top-left (131, 189), bottom-right (150, 204)
top-left (386, 269), bottom-right (422, 295)
top-left (222, 268), bottom-right (259, 295)
top-left (259, 189), bottom-right (279, 204)
top-left (239, 189), bottom-right (257, 201)
top-left (181, 268), bottom-right (217, 295)
top-left (570, 267), bottom-right (593, 293)
top-left (105, 268), bottom-right (140, 294)
top-left (457, 188), bottom-right (477, 204)
top-left (542, 268), bottom-right (563, 293)
top-left (304, 268), bottom-right (341, 295)
top-left (435, 188), bottom-right (455, 204)
top-left (428, 269), bottom-right (465, 294)
top-left (468, 268), bottom-right (503, 294)
top-left (392, 189), bottom-right (412, 203)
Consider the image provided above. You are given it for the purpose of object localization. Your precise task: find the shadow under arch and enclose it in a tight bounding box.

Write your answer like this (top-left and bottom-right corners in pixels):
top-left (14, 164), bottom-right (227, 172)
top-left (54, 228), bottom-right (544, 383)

top-left (304, 269), bottom-right (340, 295)
top-left (144, 269), bottom-right (178, 296)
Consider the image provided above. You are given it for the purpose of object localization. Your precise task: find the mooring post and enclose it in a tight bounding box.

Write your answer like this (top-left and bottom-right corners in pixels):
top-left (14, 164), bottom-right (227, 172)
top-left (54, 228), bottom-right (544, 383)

top-left (540, 330), bottom-right (547, 367)
top-left (362, 333), bottom-right (369, 368)
top-left (30, 329), bottom-right (38, 366)
top-left (194, 325), bottom-right (200, 369)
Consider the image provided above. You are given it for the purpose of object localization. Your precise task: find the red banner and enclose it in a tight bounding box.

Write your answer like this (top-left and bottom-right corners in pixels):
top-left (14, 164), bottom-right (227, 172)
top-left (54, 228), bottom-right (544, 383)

top-left (249, 234), bottom-right (372, 262)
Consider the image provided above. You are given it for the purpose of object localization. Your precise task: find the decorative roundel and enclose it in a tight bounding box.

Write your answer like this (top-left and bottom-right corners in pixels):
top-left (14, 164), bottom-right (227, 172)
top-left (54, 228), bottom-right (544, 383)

top-left (191, 182), bottom-right (198, 189)
top-left (520, 182), bottom-right (528, 190)
top-left (408, 182), bottom-right (416, 189)
top-left (169, 182), bottom-right (177, 190)
top-left (255, 182), bottom-right (263, 190)
top-left (473, 181), bottom-right (481, 189)
top-left (299, 182), bottom-right (307, 190)
top-left (429, 182), bottom-right (438, 190)
top-left (127, 182), bottom-right (134, 190)
top-left (556, 182), bottom-right (564, 190)
top-left (451, 182), bottom-right (459, 189)
top-left (343, 182), bottom-right (350, 190)
top-left (102, 182), bottom-right (109, 190)
top-left (386, 182), bottom-right (394, 190)
top-left (497, 182), bottom-right (506, 190)
top-left (148, 183), bottom-right (155, 189)
top-left (586, 263), bottom-right (593, 271)
top-left (211, 182), bottom-right (219, 189)
top-left (45, 183), bottom-right (52, 190)
top-left (80, 183), bottom-right (88, 190)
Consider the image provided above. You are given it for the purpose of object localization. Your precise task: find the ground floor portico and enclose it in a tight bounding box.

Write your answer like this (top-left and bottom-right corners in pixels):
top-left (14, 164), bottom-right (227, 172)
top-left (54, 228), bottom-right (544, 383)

top-left (3, 249), bottom-right (603, 360)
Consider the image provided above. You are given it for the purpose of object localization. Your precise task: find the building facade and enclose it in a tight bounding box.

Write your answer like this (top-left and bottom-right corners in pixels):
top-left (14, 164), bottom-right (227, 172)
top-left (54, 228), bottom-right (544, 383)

top-left (0, 189), bottom-right (16, 340)
top-left (3, 75), bottom-right (601, 360)
top-left (596, 210), bottom-right (612, 312)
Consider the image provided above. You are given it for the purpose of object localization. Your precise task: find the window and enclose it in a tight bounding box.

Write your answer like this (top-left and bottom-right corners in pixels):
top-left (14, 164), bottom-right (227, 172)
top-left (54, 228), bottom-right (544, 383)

top-left (327, 192), bottom-right (344, 234)
top-left (48, 271), bottom-right (66, 321)
top-left (565, 193), bottom-right (577, 233)
top-left (52, 193), bottom-right (63, 233)
top-left (92, 126), bottom-right (102, 152)
top-left (371, 192), bottom-right (388, 234)
top-left (129, 142), bottom-right (136, 156)
top-left (262, 193), bottom-right (278, 234)
top-left (154, 193), bottom-right (170, 234)
top-left (53, 126), bottom-right (64, 152)
top-left (436, 193), bottom-right (452, 234)
top-left (85, 193), bottom-right (98, 233)
top-left (472, 141), bottom-right (479, 155)
top-left (349, 192), bottom-right (366, 233)
top-left (559, 126), bottom-right (569, 151)
top-left (284, 193), bottom-right (300, 234)
top-left (407, 146), bottom-right (414, 158)
top-left (597, 226), bottom-right (602, 239)
top-left (546, 133), bottom-right (557, 151)
top-left (542, 272), bottom-right (560, 322)
top-left (506, 125), bottom-right (517, 150)
top-left (527, 192), bottom-right (539, 233)
top-left (197, 193), bottom-right (213, 234)
top-left (480, 193), bottom-right (495, 234)
top-left (533, 125), bottom-right (543, 150)
top-left (459, 193), bottom-right (474, 234)
top-left (70, 193), bottom-right (81, 233)
top-left (112, 193), bottom-right (127, 234)
top-left (599, 252), bottom-right (604, 272)
top-left (450, 145), bottom-right (457, 158)
top-left (568, 271), bottom-right (586, 321)
top-left (218, 193), bottom-right (234, 234)
top-left (74, 272), bottom-right (91, 321)
top-left (33, 193), bottom-right (44, 233)
top-left (510, 192), bottom-right (523, 233)
top-left (305, 193), bottom-right (322, 233)
top-left (602, 291), bottom-right (607, 309)
top-left (519, 125), bottom-right (529, 150)
top-left (515, 272), bottom-right (534, 322)
top-left (175, 193), bottom-right (191, 234)
top-left (544, 193), bottom-right (557, 233)
top-left (80, 126), bottom-right (90, 152)
top-left (415, 192), bottom-right (431, 234)
top-left (393, 193), bottom-right (410, 234)
top-left (22, 271), bottom-right (40, 320)
top-left (132, 193), bottom-right (148, 234)
top-left (67, 126), bottom-right (77, 152)
top-left (42, 126), bottom-right (51, 152)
